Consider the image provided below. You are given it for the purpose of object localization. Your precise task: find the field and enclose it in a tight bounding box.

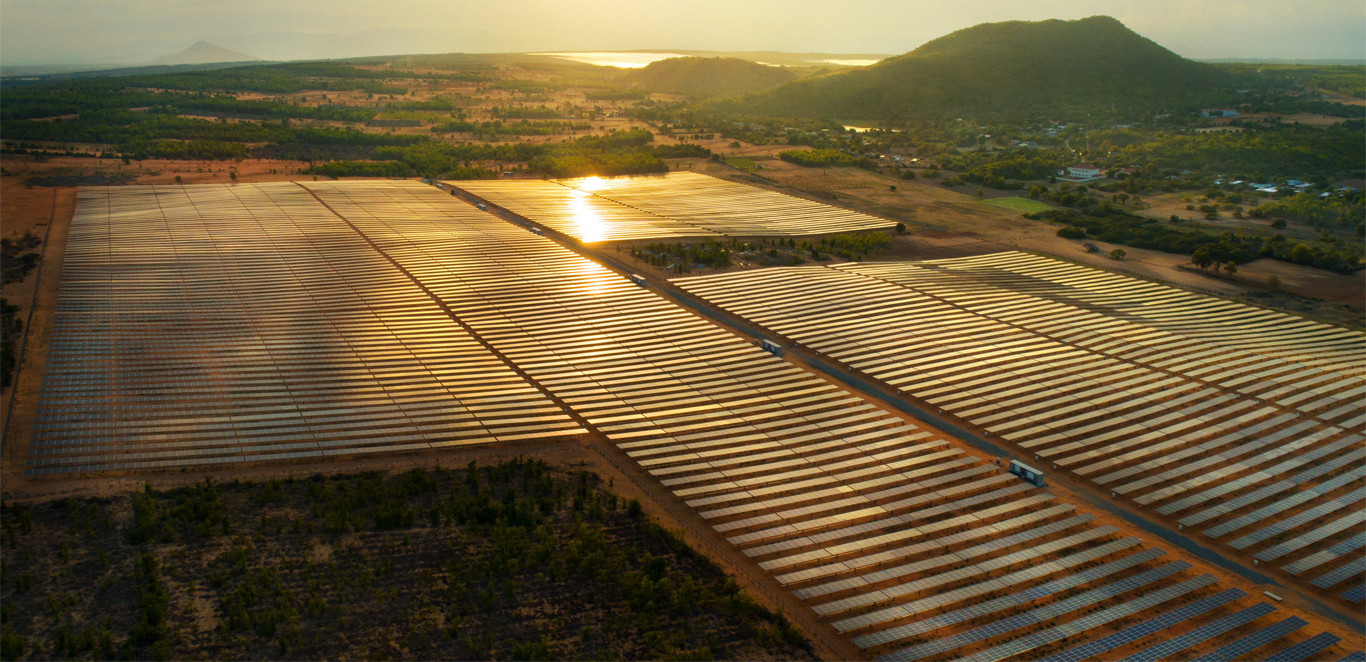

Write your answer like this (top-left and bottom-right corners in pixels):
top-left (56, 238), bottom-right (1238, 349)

top-left (0, 460), bottom-right (815, 661)
top-left (981, 196), bottom-right (1053, 213)
top-left (4, 179), bottom-right (1361, 662)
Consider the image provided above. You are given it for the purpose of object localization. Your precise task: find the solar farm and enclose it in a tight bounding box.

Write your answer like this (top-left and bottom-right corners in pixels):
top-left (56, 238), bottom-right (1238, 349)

top-left (675, 252), bottom-right (1366, 608)
top-left (14, 176), bottom-right (1364, 660)
top-left (452, 171), bottom-right (896, 242)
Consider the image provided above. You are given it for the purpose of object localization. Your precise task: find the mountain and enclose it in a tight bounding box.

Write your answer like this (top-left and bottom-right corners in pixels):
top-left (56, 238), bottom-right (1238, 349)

top-left (729, 16), bottom-right (1233, 119)
top-left (147, 41), bottom-right (259, 66)
top-left (617, 57), bottom-right (797, 98)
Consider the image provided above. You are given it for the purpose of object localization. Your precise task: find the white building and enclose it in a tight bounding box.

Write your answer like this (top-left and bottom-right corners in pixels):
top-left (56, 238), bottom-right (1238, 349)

top-left (1066, 164), bottom-right (1103, 180)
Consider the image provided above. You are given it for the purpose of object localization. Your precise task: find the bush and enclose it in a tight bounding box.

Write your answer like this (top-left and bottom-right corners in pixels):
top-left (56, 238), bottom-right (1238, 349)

top-left (1057, 227), bottom-right (1087, 239)
top-left (901, 170), bottom-right (916, 180)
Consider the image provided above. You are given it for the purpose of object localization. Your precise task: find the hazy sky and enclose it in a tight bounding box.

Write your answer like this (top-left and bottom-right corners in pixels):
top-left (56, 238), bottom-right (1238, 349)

top-left (3, 0), bottom-right (1363, 65)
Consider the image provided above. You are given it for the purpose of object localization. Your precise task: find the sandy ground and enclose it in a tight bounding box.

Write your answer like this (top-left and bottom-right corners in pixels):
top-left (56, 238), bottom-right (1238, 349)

top-left (0, 180), bottom-right (74, 441)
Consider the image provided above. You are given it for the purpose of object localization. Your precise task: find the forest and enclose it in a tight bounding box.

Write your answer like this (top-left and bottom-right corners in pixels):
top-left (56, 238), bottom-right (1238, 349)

top-left (1037, 206), bottom-right (1362, 273)
top-left (0, 460), bottom-right (813, 661)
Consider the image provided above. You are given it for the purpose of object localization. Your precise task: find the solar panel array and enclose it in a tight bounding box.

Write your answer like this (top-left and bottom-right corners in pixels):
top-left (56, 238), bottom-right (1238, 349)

top-left (450, 171), bottom-right (895, 242)
top-left (1038, 587), bottom-right (1246, 662)
top-left (1189, 616), bottom-right (1307, 662)
top-left (30, 182), bottom-right (1355, 659)
top-left (448, 179), bottom-right (718, 242)
top-left (27, 184), bottom-right (583, 473)
top-left (298, 182), bottom-right (1349, 661)
top-left (1263, 631), bottom-right (1346, 662)
top-left (675, 251), bottom-right (1366, 604)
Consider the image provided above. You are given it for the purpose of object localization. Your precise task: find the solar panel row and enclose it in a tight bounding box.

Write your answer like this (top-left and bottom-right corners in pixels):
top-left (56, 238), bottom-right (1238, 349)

top-left (451, 171), bottom-right (895, 243)
top-left (28, 184), bottom-right (583, 473)
top-left (675, 251), bottom-right (1366, 604)
top-left (1038, 587), bottom-right (1246, 662)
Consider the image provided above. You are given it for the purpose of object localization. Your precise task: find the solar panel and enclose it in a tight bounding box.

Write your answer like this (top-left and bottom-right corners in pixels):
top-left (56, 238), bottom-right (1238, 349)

top-left (1337, 652), bottom-right (1366, 662)
top-left (1281, 532), bottom-right (1366, 575)
top-left (674, 251), bottom-right (1366, 582)
top-left (1039, 588), bottom-right (1246, 662)
top-left (962, 574), bottom-right (1218, 662)
top-left (1312, 557), bottom-right (1366, 589)
top-left (1259, 631), bottom-right (1343, 662)
top-left (1259, 512), bottom-right (1366, 562)
top-left (1342, 585), bottom-right (1365, 603)
top-left (26, 184), bottom-right (585, 473)
top-left (875, 561), bottom-right (1189, 662)
top-left (852, 547), bottom-right (1165, 650)
top-left (1188, 616), bottom-right (1307, 662)
top-left (1121, 602), bottom-right (1278, 662)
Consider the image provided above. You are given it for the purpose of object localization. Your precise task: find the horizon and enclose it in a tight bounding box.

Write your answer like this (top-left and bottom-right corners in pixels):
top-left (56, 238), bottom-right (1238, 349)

top-left (3, 0), bottom-right (1363, 67)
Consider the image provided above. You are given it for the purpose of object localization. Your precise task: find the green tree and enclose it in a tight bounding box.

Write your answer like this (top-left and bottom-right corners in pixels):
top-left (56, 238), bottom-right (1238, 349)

top-left (1191, 247), bottom-right (1215, 270)
top-left (1225, 261), bottom-right (1238, 274)
top-left (1289, 243), bottom-right (1313, 264)
top-left (1109, 248), bottom-right (1126, 260)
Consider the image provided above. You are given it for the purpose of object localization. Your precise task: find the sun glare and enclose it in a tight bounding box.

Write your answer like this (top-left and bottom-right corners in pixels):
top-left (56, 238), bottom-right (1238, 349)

top-left (567, 189), bottom-right (607, 243)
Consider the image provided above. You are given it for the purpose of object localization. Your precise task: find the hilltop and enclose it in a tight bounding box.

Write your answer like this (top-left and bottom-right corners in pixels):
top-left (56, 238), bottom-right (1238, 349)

top-left (728, 16), bottom-right (1232, 118)
top-left (617, 56), bottom-right (797, 98)
top-left (147, 41), bottom-right (260, 66)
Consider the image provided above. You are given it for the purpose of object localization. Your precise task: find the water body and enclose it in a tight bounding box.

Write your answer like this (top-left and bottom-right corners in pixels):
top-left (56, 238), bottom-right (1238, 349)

top-left (811, 58), bottom-right (880, 66)
top-left (534, 52), bottom-right (684, 68)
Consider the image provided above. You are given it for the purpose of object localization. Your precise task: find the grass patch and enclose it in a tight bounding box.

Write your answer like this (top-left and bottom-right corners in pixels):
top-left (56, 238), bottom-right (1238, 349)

top-left (983, 196), bottom-right (1054, 212)
top-left (725, 158), bottom-right (760, 171)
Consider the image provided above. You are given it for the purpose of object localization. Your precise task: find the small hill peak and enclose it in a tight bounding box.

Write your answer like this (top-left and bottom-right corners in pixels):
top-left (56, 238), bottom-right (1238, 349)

top-left (147, 41), bottom-right (260, 66)
top-left (617, 57), bottom-right (796, 98)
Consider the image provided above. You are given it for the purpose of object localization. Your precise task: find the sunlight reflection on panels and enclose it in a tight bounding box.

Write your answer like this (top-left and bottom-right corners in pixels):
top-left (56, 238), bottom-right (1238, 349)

top-left (450, 178), bottom-right (717, 242)
top-left (675, 252), bottom-right (1366, 608)
top-left (558, 171), bottom-right (896, 236)
top-left (452, 171), bottom-right (894, 242)
top-left (26, 183), bottom-right (583, 474)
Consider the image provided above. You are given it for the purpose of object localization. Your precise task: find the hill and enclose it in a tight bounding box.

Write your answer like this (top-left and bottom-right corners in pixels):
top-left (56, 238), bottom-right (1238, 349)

top-left (729, 16), bottom-right (1232, 119)
top-left (618, 57), bottom-right (797, 98)
top-left (147, 41), bottom-right (260, 66)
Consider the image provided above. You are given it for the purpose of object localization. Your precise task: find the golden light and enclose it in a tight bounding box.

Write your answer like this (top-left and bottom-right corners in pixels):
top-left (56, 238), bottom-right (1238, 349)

top-left (576, 176), bottom-right (606, 192)
top-left (566, 189), bottom-right (607, 243)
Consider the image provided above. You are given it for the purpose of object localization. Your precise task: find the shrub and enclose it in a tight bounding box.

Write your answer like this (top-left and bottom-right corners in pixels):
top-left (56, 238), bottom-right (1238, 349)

top-left (1057, 227), bottom-right (1086, 239)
